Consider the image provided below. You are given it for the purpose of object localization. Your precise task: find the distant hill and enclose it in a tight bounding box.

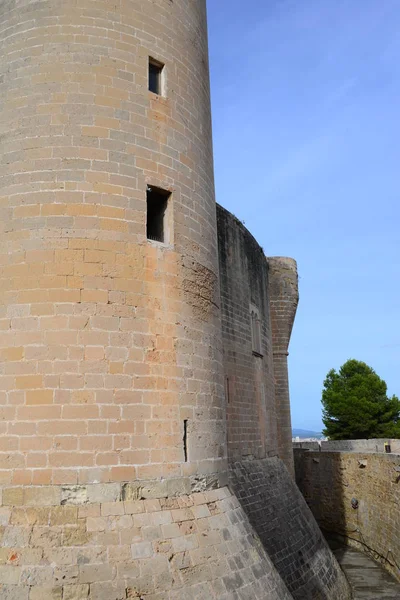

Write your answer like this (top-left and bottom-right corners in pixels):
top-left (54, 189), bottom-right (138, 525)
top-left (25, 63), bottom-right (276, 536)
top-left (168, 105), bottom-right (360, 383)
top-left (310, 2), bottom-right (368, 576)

top-left (292, 428), bottom-right (324, 439)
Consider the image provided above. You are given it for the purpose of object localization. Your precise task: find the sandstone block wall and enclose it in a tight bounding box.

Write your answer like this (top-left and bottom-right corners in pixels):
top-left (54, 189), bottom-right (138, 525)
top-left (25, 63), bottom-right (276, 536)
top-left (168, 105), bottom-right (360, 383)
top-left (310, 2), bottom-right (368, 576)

top-left (229, 458), bottom-right (351, 600)
top-left (0, 483), bottom-right (294, 600)
top-left (295, 450), bottom-right (400, 582)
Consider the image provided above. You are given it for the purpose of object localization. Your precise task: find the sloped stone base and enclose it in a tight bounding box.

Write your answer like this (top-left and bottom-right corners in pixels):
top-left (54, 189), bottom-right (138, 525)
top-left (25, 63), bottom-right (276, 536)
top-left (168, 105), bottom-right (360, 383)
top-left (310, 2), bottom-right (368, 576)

top-left (0, 483), bottom-right (293, 600)
top-left (230, 458), bottom-right (352, 600)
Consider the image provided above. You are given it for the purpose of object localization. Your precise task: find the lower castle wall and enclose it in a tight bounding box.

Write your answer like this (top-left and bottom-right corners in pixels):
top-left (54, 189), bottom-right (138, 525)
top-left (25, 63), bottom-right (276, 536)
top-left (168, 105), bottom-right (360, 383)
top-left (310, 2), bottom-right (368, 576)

top-left (0, 481), bottom-right (294, 600)
top-left (229, 457), bottom-right (351, 600)
top-left (294, 450), bottom-right (400, 582)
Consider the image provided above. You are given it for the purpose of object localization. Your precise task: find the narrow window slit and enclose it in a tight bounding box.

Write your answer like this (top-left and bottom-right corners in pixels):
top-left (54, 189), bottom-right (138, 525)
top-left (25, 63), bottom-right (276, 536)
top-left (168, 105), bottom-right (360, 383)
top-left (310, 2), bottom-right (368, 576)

top-left (183, 419), bottom-right (188, 462)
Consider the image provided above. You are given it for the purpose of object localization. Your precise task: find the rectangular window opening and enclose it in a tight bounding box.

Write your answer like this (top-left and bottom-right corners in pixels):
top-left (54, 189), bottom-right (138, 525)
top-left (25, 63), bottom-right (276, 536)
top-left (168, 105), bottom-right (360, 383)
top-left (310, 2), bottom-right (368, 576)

top-left (146, 186), bottom-right (170, 243)
top-left (149, 58), bottom-right (164, 95)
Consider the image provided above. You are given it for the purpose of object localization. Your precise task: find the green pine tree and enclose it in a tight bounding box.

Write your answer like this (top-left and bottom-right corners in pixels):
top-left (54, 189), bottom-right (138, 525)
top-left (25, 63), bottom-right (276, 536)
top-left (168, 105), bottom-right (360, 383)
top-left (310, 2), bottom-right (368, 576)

top-left (321, 359), bottom-right (400, 440)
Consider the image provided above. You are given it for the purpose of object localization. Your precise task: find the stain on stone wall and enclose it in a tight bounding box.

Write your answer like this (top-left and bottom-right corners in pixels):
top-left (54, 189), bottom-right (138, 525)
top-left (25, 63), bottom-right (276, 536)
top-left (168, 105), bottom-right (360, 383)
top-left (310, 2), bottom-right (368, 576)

top-left (181, 257), bottom-right (219, 322)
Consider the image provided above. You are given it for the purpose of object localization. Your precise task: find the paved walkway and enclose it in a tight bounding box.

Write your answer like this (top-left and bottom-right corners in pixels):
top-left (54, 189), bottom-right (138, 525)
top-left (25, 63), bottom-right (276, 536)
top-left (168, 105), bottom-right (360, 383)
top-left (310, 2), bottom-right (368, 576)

top-left (329, 539), bottom-right (400, 599)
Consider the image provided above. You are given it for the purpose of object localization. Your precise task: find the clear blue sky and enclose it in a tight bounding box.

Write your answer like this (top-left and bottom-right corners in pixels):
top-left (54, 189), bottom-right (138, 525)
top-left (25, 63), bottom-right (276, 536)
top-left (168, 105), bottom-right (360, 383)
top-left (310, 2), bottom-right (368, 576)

top-left (207, 0), bottom-right (400, 431)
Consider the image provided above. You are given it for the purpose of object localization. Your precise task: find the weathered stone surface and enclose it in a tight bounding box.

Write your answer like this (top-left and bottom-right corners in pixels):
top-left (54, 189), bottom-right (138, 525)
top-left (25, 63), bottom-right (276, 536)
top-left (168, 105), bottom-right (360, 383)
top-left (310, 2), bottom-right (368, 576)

top-left (86, 485), bottom-right (120, 505)
top-left (61, 487), bottom-right (88, 506)
top-left (0, 585), bottom-right (29, 600)
top-left (25, 488), bottom-right (61, 507)
top-left (29, 588), bottom-right (63, 600)
top-left (63, 585), bottom-right (89, 600)
top-left (90, 582), bottom-right (126, 600)
top-left (0, 487), bottom-right (293, 599)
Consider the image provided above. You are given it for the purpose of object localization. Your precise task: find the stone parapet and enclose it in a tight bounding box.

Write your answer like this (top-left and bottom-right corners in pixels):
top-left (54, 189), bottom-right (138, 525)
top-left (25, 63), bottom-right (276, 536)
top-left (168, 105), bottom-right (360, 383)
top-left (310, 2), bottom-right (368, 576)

top-left (321, 439), bottom-right (400, 453)
top-left (293, 439), bottom-right (400, 452)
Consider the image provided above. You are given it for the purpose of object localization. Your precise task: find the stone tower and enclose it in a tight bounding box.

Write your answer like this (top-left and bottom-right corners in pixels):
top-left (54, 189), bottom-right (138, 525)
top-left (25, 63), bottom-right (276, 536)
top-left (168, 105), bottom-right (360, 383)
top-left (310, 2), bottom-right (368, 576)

top-left (0, 1), bottom-right (352, 599)
top-left (1, 0), bottom-right (226, 491)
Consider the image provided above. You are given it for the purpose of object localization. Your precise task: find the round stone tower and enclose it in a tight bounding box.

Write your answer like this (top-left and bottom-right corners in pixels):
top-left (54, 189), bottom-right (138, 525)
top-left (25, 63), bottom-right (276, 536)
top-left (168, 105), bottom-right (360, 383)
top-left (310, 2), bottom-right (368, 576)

top-left (0, 2), bottom-right (297, 598)
top-left (0, 0), bottom-right (225, 489)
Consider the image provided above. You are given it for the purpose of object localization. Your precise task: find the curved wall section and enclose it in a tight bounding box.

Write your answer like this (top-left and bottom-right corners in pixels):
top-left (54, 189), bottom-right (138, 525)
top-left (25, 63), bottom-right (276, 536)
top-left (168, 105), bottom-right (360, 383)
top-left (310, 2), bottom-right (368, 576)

top-left (217, 205), bottom-right (278, 462)
top-left (0, 0), bottom-right (225, 486)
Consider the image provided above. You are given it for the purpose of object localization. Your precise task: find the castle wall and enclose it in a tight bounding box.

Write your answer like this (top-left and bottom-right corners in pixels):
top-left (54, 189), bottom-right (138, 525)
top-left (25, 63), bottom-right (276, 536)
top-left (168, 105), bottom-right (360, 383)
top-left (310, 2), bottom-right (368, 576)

top-left (229, 458), bottom-right (351, 600)
top-left (295, 450), bottom-right (400, 583)
top-left (216, 206), bottom-right (278, 461)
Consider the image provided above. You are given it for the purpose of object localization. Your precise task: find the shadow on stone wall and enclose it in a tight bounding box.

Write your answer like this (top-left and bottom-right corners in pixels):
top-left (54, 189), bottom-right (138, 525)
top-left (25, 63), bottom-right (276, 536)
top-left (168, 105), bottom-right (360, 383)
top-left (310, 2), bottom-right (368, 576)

top-left (229, 457), bottom-right (352, 600)
top-left (294, 449), bottom-right (400, 583)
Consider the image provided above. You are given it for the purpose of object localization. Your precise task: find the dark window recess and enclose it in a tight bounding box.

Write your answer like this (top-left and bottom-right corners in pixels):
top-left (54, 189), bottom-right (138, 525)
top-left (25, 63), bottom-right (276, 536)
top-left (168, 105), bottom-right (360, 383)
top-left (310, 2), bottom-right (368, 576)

top-left (146, 186), bottom-right (170, 243)
top-left (149, 59), bottom-right (163, 95)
